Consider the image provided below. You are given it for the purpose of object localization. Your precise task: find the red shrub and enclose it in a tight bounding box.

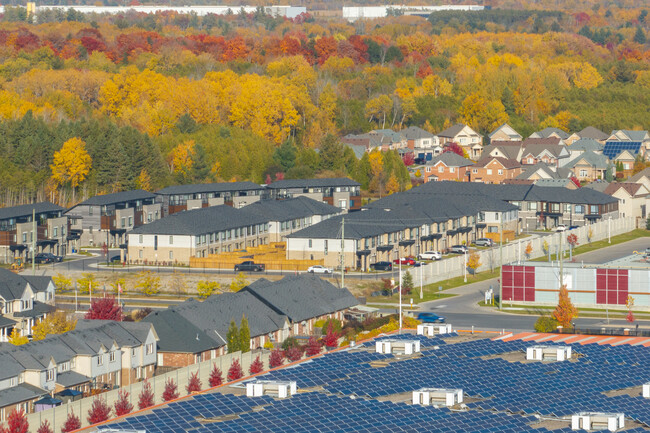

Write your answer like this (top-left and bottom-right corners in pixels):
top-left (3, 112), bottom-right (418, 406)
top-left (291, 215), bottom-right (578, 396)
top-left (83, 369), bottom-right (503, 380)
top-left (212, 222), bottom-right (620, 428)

top-left (249, 355), bottom-right (264, 374)
top-left (209, 364), bottom-right (223, 387)
top-left (186, 372), bottom-right (202, 394)
top-left (87, 396), bottom-right (111, 425)
top-left (227, 359), bottom-right (243, 381)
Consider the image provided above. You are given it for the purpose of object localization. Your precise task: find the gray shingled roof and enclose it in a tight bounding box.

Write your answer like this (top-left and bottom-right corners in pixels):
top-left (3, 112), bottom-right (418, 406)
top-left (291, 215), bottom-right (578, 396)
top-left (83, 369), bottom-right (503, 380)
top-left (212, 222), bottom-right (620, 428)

top-left (570, 138), bottom-right (604, 152)
top-left (629, 167), bottom-right (650, 183)
top-left (74, 320), bottom-right (155, 348)
top-left (612, 130), bottom-right (649, 141)
top-left (488, 123), bottom-right (522, 140)
top-left (516, 163), bottom-right (572, 180)
top-left (566, 150), bottom-right (609, 170)
top-left (402, 126), bottom-right (435, 140)
top-left (427, 152), bottom-right (474, 167)
top-left (76, 190), bottom-right (156, 206)
top-left (243, 275), bottom-right (358, 323)
top-left (13, 301), bottom-right (55, 318)
top-left (0, 268), bottom-right (31, 301)
top-left (531, 127), bottom-right (569, 140)
top-left (156, 181), bottom-right (264, 195)
top-left (268, 178), bottom-right (360, 189)
top-left (0, 202), bottom-right (63, 221)
top-left (56, 371), bottom-right (90, 387)
top-left (142, 309), bottom-right (218, 353)
top-left (437, 123), bottom-right (468, 138)
top-left (243, 197), bottom-right (341, 222)
top-left (22, 276), bottom-right (53, 293)
top-left (0, 383), bottom-right (47, 407)
top-left (577, 126), bottom-right (608, 141)
top-left (534, 179), bottom-right (575, 188)
top-left (129, 204), bottom-right (268, 236)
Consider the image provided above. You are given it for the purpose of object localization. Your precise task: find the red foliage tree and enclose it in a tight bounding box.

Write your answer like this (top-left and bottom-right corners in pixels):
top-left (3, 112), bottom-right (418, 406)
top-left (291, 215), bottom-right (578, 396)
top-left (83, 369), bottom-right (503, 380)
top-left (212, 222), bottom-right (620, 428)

top-left (627, 310), bottom-right (635, 323)
top-left (87, 396), bottom-right (111, 425)
top-left (249, 355), bottom-right (264, 374)
top-left (275, 172), bottom-right (285, 181)
top-left (402, 152), bottom-right (415, 166)
top-left (61, 411), bottom-right (81, 433)
top-left (314, 36), bottom-right (338, 64)
top-left (443, 142), bottom-right (465, 158)
top-left (5, 408), bottom-right (28, 433)
top-left (566, 233), bottom-right (579, 249)
top-left (113, 390), bottom-right (133, 417)
top-left (305, 336), bottom-right (322, 357)
top-left (285, 346), bottom-right (303, 362)
top-left (269, 349), bottom-right (284, 368)
top-left (36, 420), bottom-right (52, 433)
top-left (227, 359), bottom-right (243, 381)
top-left (162, 378), bottom-right (179, 402)
top-left (265, 174), bottom-right (272, 185)
top-left (569, 176), bottom-right (581, 187)
top-left (85, 295), bottom-right (123, 321)
top-left (137, 380), bottom-right (155, 410)
top-left (186, 372), bottom-right (202, 394)
top-left (323, 321), bottom-right (339, 349)
top-left (208, 364), bottom-right (223, 387)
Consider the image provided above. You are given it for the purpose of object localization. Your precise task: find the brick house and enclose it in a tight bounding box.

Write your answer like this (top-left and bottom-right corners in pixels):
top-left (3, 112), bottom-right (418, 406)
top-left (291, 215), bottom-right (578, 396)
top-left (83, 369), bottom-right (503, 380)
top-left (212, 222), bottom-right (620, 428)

top-left (423, 153), bottom-right (474, 182)
top-left (469, 156), bottom-right (523, 183)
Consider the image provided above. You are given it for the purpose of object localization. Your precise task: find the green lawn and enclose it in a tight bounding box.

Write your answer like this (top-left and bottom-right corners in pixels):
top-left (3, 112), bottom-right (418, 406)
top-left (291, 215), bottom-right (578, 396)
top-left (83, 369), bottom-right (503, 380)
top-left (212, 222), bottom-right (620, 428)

top-left (531, 229), bottom-right (650, 262)
top-left (478, 300), bottom-right (650, 319)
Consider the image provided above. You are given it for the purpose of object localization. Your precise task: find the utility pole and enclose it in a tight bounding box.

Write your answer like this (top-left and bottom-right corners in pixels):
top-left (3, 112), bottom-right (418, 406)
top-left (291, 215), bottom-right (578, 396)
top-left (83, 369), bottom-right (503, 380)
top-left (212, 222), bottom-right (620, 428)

top-left (398, 250), bottom-right (402, 333)
top-left (559, 232), bottom-right (564, 288)
top-left (498, 212), bottom-right (503, 310)
top-left (340, 217), bottom-right (345, 289)
top-left (31, 208), bottom-right (36, 275)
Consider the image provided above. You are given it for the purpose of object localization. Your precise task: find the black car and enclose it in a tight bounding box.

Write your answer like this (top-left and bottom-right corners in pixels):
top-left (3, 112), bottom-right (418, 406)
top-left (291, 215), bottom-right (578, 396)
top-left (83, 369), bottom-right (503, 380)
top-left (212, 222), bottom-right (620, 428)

top-left (28, 253), bottom-right (63, 264)
top-left (370, 261), bottom-right (393, 271)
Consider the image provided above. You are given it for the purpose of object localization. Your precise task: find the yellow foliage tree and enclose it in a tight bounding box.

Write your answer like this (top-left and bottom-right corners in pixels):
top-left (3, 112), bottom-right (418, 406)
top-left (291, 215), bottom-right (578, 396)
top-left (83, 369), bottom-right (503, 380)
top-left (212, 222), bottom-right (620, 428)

top-left (52, 273), bottom-right (72, 292)
top-left (77, 273), bottom-right (99, 295)
top-left (137, 169), bottom-right (152, 191)
top-left (421, 75), bottom-right (452, 98)
top-left (8, 328), bottom-right (29, 345)
top-left (229, 272), bottom-right (249, 292)
top-left (197, 280), bottom-right (220, 299)
top-left (135, 271), bottom-right (160, 296)
top-left (50, 137), bottom-right (92, 203)
top-left (368, 150), bottom-right (385, 194)
top-left (552, 285), bottom-right (578, 328)
top-left (32, 311), bottom-right (77, 341)
top-left (467, 252), bottom-right (482, 276)
top-left (169, 140), bottom-right (195, 180)
top-left (386, 173), bottom-right (400, 194)
top-left (364, 95), bottom-right (393, 129)
top-left (460, 92), bottom-right (509, 134)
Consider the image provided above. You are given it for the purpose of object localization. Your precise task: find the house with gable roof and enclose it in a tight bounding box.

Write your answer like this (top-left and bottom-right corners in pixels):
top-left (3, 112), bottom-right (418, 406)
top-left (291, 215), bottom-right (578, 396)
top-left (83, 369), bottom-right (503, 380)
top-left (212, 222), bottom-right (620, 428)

top-left (468, 156), bottom-right (523, 183)
top-left (520, 138), bottom-right (570, 166)
top-left (603, 182), bottom-right (650, 224)
top-left (563, 150), bottom-right (609, 182)
top-left (529, 127), bottom-right (569, 142)
top-left (437, 124), bottom-right (483, 159)
top-left (488, 123), bottom-right (522, 143)
top-left (423, 152), bottom-right (474, 182)
top-left (565, 126), bottom-right (609, 145)
top-left (516, 163), bottom-right (573, 181)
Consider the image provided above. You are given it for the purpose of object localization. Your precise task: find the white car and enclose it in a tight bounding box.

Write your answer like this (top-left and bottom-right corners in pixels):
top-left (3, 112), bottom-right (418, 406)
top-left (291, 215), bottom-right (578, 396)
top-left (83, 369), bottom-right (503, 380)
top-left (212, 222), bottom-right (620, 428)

top-left (418, 251), bottom-right (442, 260)
top-left (307, 265), bottom-right (333, 274)
top-left (556, 225), bottom-right (567, 232)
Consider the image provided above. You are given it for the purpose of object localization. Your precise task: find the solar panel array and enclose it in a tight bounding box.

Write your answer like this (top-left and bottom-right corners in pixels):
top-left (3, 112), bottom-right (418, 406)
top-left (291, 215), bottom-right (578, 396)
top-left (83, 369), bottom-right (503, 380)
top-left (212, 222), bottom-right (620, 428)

top-left (603, 141), bottom-right (642, 160)
top-left (106, 334), bottom-right (650, 432)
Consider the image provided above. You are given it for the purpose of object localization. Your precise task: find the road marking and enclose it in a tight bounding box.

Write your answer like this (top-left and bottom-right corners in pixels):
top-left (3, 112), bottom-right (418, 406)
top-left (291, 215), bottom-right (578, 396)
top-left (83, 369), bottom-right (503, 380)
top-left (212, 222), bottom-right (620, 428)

top-left (432, 305), bottom-right (447, 309)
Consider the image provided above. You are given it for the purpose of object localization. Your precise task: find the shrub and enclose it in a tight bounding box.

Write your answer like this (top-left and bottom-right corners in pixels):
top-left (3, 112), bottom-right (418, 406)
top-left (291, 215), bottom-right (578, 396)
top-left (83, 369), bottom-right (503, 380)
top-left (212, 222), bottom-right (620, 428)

top-left (249, 355), bottom-right (264, 374)
top-left (113, 390), bottom-right (133, 416)
top-left (209, 364), bottom-right (223, 387)
top-left (263, 340), bottom-right (274, 350)
top-left (186, 372), bottom-right (202, 394)
top-left (87, 396), bottom-right (111, 425)
top-left (61, 411), bottom-right (81, 433)
top-left (281, 336), bottom-right (300, 351)
top-left (534, 316), bottom-right (559, 333)
top-left (285, 346), bottom-right (303, 362)
top-left (137, 380), bottom-right (155, 409)
top-left (320, 318), bottom-right (342, 336)
top-left (162, 378), bottom-right (180, 401)
top-left (36, 420), bottom-right (52, 433)
top-left (269, 349), bottom-right (284, 368)
top-left (227, 359), bottom-right (244, 381)
top-left (304, 337), bottom-right (322, 356)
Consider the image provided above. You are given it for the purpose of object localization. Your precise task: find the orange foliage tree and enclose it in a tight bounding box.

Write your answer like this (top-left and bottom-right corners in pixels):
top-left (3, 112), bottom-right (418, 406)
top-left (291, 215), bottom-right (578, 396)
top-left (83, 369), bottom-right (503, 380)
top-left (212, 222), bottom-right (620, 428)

top-left (552, 285), bottom-right (578, 328)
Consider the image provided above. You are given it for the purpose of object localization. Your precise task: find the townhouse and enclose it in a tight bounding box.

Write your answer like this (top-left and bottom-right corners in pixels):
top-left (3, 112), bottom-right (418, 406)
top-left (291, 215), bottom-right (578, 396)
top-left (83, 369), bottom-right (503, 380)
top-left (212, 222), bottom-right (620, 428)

top-left (65, 190), bottom-right (161, 248)
top-left (0, 202), bottom-right (68, 264)
top-left (0, 270), bottom-right (56, 341)
top-left (437, 124), bottom-right (483, 159)
top-left (266, 178), bottom-right (362, 211)
top-left (603, 183), bottom-right (650, 224)
top-left (0, 320), bottom-right (157, 421)
top-left (143, 274), bottom-right (357, 368)
top-left (566, 138), bottom-right (604, 161)
top-left (155, 181), bottom-right (268, 215)
top-left (127, 197), bottom-right (341, 264)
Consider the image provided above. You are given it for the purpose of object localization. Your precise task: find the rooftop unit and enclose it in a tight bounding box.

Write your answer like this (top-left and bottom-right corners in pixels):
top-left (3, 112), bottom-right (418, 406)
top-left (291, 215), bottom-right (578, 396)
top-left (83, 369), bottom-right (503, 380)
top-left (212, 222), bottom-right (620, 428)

top-left (412, 388), bottom-right (463, 407)
top-left (246, 380), bottom-right (297, 399)
top-left (571, 412), bottom-right (624, 432)
top-left (526, 345), bottom-right (572, 362)
top-left (417, 323), bottom-right (452, 336)
top-left (375, 339), bottom-right (421, 355)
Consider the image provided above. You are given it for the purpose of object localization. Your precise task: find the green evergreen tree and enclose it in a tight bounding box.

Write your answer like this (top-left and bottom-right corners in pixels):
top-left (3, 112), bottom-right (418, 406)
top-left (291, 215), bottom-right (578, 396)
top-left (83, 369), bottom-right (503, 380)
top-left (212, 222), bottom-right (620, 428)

top-left (634, 26), bottom-right (647, 44)
top-left (239, 315), bottom-right (251, 353)
top-left (226, 320), bottom-right (240, 353)
top-left (319, 134), bottom-right (347, 172)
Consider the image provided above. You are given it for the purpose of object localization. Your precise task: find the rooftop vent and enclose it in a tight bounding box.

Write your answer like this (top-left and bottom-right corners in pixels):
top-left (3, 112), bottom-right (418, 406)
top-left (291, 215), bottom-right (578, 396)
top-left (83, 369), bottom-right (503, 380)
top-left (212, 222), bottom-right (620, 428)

top-left (526, 345), bottom-right (572, 362)
top-left (417, 323), bottom-right (452, 336)
top-left (246, 380), bottom-right (297, 399)
top-left (643, 383), bottom-right (650, 398)
top-left (412, 388), bottom-right (463, 407)
top-left (571, 412), bottom-right (624, 431)
top-left (375, 339), bottom-right (421, 355)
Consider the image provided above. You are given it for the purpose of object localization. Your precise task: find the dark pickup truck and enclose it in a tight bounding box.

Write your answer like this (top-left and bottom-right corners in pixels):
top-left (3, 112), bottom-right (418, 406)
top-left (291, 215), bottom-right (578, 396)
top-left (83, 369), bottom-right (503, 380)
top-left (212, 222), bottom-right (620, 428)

top-left (234, 261), bottom-right (265, 272)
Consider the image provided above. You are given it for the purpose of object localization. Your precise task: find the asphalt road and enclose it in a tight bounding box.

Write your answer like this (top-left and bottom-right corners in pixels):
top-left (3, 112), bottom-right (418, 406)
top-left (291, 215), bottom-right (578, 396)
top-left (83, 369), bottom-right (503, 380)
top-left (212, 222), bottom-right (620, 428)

top-left (417, 237), bottom-right (650, 333)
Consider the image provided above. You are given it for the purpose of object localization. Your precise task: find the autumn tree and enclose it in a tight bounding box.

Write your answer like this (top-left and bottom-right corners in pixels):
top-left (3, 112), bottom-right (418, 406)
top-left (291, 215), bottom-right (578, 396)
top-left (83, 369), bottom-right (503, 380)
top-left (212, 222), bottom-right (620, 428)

top-left (365, 95), bottom-right (392, 128)
top-left (137, 169), bottom-right (152, 191)
top-left (626, 295), bottom-right (635, 323)
top-left (227, 359), bottom-right (243, 381)
top-left (240, 315), bottom-right (250, 353)
top-left (460, 93), bottom-right (508, 134)
top-left (467, 252), bottom-right (482, 276)
top-left (137, 380), bottom-right (155, 409)
top-left (85, 295), bottom-right (123, 321)
top-left (552, 285), bottom-right (578, 328)
top-left (229, 272), bottom-right (249, 292)
top-left (77, 273), bottom-right (99, 295)
top-left (169, 140), bottom-right (195, 182)
top-left (186, 372), bottom-right (201, 394)
top-left (4, 408), bottom-right (28, 433)
top-left (52, 274), bottom-right (72, 292)
top-left (323, 321), bottom-right (339, 348)
top-left (8, 328), bottom-right (28, 345)
top-left (36, 420), bottom-right (52, 433)
top-left (113, 390), bottom-right (133, 417)
top-left (208, 364), bottom-right (223, 387)
top-left (162, 378), bottom-right (179, 401)
top-left (197, 280), bottom-right (219, 299)
top-left (32, 311), bottom-right (76, 341)
top-left (401, 270), bottom-right (413, 295)
top-left (226, 320), bottom-right (240, 353)
top-left (269, 349), bottom-right (284, 368)
top-left (135, 271), bottom-right (160, 296)
top-left (305, 337), bottom-right (322, 356)
top-left (87, 396), bottom-right (111, 425)
top-left (285, 346), bottom-right (303, 362)
top-left (249, 355), bottom-right (264, 374)
top-left (61, 411), bottom-right (81, 433)
top-left (50, 137), bottom-right (92, 203)
top-left (525, 242), bottom-right (533, 259)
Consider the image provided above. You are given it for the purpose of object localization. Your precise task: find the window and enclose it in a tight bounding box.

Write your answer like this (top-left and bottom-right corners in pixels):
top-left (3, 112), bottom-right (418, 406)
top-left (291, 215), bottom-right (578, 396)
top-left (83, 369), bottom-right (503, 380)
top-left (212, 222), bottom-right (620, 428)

top-left (487, 169), bottom-right (493, 175)
top-left (564, 204), bottom-right (572, 212)
top-left (438, 166), bottom-right (444, 173)
top-left (135, 367), bottom-right (142, 379)
top-left (169, 251), bottom-right (173, 260)
top-left (109, 351), bottom-right (115, 362)
top-left (324, 240), bottom-right (328, 255)
top-left (495, 213), bottom-right (499, 221)
top-left (22, 233), bottom-right (26, 243)
top-left (121, 217), bottom-right (126, 228)
top-left (308, 239), bottom-right (312, 248)
top-left (498, 169), bottom-right (503, 175)
top-left (131, 348), bottom-right (136, 357)
top-left (53, 227), bottom-right (58, 237)
top-left (138, 250), bottom-right (143, 259)
top-left (89, 226), bottom-right (93, 233)
top-left (10, 377), bottom-right (17, 387)
top-left (528, 202), bottom-right (537, 211)
top-left (527, 158), bottom-right (533, 164)
top-left (46, 368), bottom-right (54, 381)
top-left (624, 163), bottom-right (630, 170)
top-left (146, 343), bottom-right (154, 355)
top-left (425, 167), bottom-right (431, 173)
top-left (148, 212), bottom-right (152, 222)
top-left (89, 207), bottom-right (93, 216)
top-left (590, 205), bottom-right (599, 214)
top-left (450, 167), bottom-right (455, 173)
top-left (472, 169), bottom-right (478, 174)
top-left (128, 216), bottom-right (133, 226)
top-left (139, 235), bottom-right (143, 244)
top-left (97, 355), bottom-right (103, 366)
top-left (575, 205), bottom-right (585, 214)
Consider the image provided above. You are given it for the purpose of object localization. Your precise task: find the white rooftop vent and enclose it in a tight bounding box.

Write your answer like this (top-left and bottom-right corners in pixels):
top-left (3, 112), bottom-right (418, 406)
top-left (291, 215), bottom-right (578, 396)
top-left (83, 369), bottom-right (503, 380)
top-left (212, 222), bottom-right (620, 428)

top-left (375, 339), bottom-right (421, 355)
top-left (643, 382), bottom-right (650, 398)
top-left (571, 412), bottom-right (624, 431)
top-left (417, 323), bottom-right (452, 336)
top-left (526, 345), bottom-right (572, 362)
top-left (412, 388), bottom-right (463, 407)
top-left (246, 380), bottom-right (297, 399)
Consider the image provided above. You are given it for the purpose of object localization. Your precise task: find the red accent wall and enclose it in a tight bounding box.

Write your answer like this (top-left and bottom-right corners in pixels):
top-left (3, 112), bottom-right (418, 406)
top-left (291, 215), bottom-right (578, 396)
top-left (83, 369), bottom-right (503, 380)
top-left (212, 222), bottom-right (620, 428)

top-left (502, 265), bottom-right (535, 302)
top-left (596, 269), bottom-right (628, 305)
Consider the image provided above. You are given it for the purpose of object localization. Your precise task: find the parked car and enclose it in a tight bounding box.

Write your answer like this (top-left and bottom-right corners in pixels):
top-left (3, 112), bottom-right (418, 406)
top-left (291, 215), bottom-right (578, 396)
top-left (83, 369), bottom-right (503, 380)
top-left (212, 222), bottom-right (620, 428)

top-left (27, 253), bottom-right (62, 264)
top-left (234, 261), bottom-right (265, 272)
top-left (556, 224), bottom-right (567, 232)
top-left (449, 245), bottom-right (468, 254)
top-left (414, 157), bottom-right (426, 165)
top-left (418, 251), bottom-right (442, 260)
top-left (393, 257), bottom-right (416, 266)
top-left (417, 312), bottom-right (446, 323)
top-left (474, 238), bottom-right (494, 247)
top-left (370, 261), bottom-right (393, 271)
top-left (307, 265), bottom-right (333, 274)
top-left (109, 254), bottom-right (122, 263)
